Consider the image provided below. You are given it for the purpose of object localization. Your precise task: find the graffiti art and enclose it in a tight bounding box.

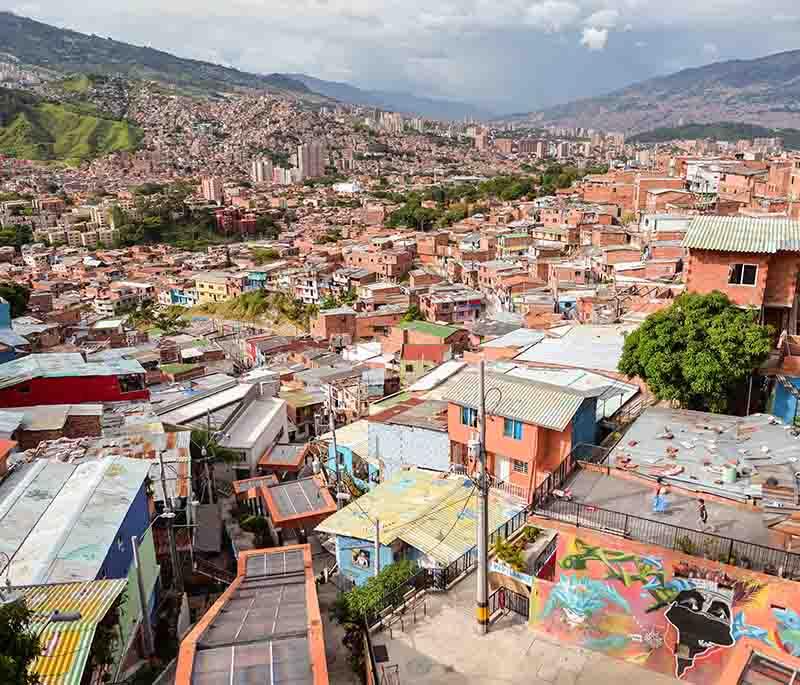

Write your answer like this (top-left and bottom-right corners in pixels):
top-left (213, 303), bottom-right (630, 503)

top-left (773, 607), bottom-right (800, 657)
top-left (664, 580), bottom-right (735, 678)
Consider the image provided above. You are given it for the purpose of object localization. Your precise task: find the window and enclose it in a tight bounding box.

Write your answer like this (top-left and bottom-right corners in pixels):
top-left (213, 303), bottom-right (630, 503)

top-left (738, 652), bottom-right (797, 685)
top-left (460, 406), bottom-right (478, 427)
top-left (405, 364), bottom-right (414, 372)
top-left (512, 459), bottom-right (528, 474)
top-left (503, 418), bottom-right (523, 440)
top-left (17, 383), bottom-right (31, 393)
top-left (728, 263), bottom-right (758, 286)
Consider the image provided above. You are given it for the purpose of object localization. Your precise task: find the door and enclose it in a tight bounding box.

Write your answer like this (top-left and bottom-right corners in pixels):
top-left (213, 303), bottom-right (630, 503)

top-left (498, 456), bottom-right (510, 482)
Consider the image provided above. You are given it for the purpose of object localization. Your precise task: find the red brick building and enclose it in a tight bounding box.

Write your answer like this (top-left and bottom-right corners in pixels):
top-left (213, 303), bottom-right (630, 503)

top-left (684, 216), bottom-right (800, 332)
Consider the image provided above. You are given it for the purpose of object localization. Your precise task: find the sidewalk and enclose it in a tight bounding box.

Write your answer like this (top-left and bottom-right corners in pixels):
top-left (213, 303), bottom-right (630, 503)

top-left (368, 574), bottom-right (678, 685)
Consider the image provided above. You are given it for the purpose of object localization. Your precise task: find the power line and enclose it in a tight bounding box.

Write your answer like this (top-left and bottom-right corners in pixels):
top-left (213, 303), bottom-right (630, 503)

top-left (416, 484), bottom-right (477, 559)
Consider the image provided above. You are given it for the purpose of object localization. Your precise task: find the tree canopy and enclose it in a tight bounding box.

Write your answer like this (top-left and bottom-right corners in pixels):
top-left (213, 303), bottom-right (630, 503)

top-left (0, 283), bottom-right (30, 318)
top-left (618, 292), bottom-right (774, 413)
top-left (0, 600), bottom-right (40, 685)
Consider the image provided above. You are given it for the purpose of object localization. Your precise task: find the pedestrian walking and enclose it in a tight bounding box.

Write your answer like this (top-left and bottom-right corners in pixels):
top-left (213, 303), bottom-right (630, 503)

top-left (653, 478), bottom-right (668, 514)
top-left (698, 499), bottom-right (709, 530)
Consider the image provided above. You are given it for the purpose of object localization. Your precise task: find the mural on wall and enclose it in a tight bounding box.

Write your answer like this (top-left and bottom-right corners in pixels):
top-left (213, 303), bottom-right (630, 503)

top-left (664, 580), bottom-right (735, 678)
top-left (530, 532), bottom-right (800, 683)
top-left (352, 548), bottom-right (371, 569)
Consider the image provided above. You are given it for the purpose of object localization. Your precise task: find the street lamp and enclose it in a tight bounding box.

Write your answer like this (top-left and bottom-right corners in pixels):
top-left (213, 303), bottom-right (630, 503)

top-left (0, 552), bottom-right (21, 606)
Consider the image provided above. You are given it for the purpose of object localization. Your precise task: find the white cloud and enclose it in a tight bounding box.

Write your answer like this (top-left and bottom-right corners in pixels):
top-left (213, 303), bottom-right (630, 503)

top-left (634, 40), bottom-right (647, 47)
top-left (524, 1), bottom-right (581, 32)
top-left (583, 9), bottom-right (619, 28)
top-left (702, 42), bottom-right (719, 57)
top-left (580, 26), bottom-right (609, 50)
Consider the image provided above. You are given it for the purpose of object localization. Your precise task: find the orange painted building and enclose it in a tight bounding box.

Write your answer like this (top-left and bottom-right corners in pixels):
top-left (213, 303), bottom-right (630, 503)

top-left (443, 370), bottom-right (597, 502)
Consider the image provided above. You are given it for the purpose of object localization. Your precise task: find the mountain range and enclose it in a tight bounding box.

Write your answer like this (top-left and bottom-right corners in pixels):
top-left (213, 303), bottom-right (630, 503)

top-left (282, 74), bottom-right (493, 121)
top-left (4, 11), bottom-right (800, 131)
top-left (520, 50), bottom-right (800, 133)
top-left (0, 11), bottom-right (487, 120)
top-left (0, 11), bottom-right (312, 97)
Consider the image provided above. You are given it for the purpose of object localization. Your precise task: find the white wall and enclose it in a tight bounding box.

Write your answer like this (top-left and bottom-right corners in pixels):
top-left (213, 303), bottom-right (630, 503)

top-left (368, 422), bottom-right (450, 482)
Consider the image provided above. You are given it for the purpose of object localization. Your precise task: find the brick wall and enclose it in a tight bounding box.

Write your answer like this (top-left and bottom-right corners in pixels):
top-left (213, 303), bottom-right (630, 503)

top-left (763, 253), bottom-right (800, 307)
top-left (685, 249), bottom-right (770, 307)
top-left (64, 413), bottom-right (102, 439)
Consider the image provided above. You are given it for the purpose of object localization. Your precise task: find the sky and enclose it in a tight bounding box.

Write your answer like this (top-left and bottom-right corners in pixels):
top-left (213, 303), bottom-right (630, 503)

top-left (5, 0), bottom-right (800, 113)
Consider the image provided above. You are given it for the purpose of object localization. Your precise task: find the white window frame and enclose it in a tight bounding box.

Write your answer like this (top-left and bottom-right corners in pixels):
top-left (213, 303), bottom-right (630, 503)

top-left (728, 263), bottom-right (758, 286)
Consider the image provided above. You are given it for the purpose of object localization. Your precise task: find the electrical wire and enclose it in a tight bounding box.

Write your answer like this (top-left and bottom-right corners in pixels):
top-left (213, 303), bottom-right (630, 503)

top-left (417, 484), bottom-right (478, 558)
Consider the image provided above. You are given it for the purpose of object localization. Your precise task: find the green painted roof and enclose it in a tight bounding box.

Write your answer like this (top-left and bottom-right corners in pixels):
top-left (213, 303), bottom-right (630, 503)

top-left (398, 320), bottom-right (462, 338)
top-left (683, 216), bottom-right (800, 254)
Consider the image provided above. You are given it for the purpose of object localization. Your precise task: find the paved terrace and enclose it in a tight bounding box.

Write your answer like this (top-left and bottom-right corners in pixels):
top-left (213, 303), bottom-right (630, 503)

top-left (366, 573), bottom-right (677, 685)
top-left (562, 467), bottom-right (776, 548)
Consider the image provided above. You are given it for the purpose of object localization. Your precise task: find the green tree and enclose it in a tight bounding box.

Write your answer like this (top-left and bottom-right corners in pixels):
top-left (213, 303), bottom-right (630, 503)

top-left (402, 304), bottom-right (425, 323)
top-left (0, 283), bottom-right (30, 318)
top-left (618, 292), bottom-right (774, 412)
top-left (252, 248), bottom-right (279, 265)
top-left (0, 599), bottom-right (41, 685)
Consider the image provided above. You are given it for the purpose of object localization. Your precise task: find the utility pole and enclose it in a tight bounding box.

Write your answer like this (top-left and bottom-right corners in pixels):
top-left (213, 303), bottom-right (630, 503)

top-left (476, 360), bottom-right (489, 634)
top-left (131, 535), bottom-right (155, 658)
top-left (159, 451), bottom-right (184, 594)
top-left (204, 410), bottom-right (216, 505)
top-left (374, 518), bottom-right (381, 577)
top-left (328, 384), bottom-right (341, 508)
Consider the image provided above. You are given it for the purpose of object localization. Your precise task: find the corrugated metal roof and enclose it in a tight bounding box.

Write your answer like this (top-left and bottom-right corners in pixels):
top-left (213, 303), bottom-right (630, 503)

top-left (316, 469), bottom-right (525, 565)
top-left (21, 578), bottom-right (127, 685)
top-left (682, 215), bottom-right (800, 254)
top-left (442, 370), bottom-right (584, 431)
top-left (0, 353), bottom-right (145, 390)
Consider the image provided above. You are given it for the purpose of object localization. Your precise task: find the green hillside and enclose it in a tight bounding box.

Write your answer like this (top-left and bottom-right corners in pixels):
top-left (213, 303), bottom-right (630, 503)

top-left (630, 122), bottom-right (800, 149)
top-left (0, 87), bottom-right (142, 162)
top-left (0, 11), bottom-right (313, 97)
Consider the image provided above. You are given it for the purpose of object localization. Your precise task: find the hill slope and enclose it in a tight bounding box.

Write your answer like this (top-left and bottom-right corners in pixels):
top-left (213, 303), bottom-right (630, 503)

top-left (0, 11), bottom-right (311, 96)
top-left (629, 122), bottom-right (800, 148)
top-left (0, 87), bottom-right (142, 161)
top-left (284, 73), bottom-right (493, 121)
top-left (523, 50), bottom-right (800, 133)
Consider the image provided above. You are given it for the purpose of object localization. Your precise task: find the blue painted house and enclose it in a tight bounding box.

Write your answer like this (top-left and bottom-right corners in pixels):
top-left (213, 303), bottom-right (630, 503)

top-left (316, 468), bottom-right (527, 587)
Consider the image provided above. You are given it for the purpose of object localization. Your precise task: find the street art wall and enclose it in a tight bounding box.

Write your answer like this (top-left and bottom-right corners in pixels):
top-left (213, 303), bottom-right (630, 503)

top-left (529, 525), bottom-right (800, 684)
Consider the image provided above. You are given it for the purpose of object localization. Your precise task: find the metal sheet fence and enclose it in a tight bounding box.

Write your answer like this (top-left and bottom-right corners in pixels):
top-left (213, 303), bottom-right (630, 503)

top-left (537, 498), bottom-right (800, 580)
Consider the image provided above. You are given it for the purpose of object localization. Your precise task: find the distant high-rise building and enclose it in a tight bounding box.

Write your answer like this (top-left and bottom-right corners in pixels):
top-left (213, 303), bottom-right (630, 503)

top-left (380, 112), bottom-right (404, 134)
top-left (250, 158), bottom-right (273, 184)
top-left (474, 129), bottom-right (490, 151)
top-left (201, 176), bottom-right (224, 204)
top-left (297, 140), bottom-right (327, 180)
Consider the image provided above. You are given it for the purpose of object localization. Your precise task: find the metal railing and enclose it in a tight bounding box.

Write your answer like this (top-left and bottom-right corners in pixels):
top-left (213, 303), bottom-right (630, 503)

top-left (432, 504), bottom-right (532, 591)
top-left (363, 567), bottom-right (432, 628)
top-left (536, 498), bottom-right (800, 580)
top-left (488, 587), bottom-right (530, 619)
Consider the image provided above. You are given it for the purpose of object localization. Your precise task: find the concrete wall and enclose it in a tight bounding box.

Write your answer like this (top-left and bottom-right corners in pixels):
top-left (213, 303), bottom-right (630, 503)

top-left (368, 422), bottom-right (450, 482)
